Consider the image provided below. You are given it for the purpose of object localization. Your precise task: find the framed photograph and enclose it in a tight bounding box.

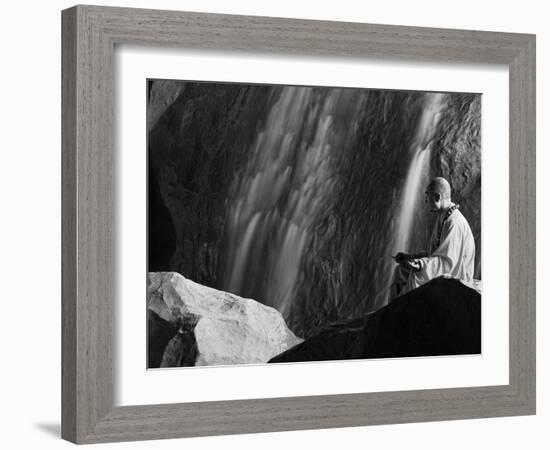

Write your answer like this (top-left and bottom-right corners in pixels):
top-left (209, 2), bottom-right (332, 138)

top-left (62, 5), bottom-right (536, 444)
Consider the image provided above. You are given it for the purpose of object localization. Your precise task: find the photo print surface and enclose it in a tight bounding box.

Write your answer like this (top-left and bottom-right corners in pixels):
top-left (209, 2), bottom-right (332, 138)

top-left (147, 79), bottom-right (482, 369)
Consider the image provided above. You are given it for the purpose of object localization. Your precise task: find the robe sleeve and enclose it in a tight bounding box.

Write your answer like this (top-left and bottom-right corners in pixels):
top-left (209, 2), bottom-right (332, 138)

top-left (412, 219), bottom-right (462, 284)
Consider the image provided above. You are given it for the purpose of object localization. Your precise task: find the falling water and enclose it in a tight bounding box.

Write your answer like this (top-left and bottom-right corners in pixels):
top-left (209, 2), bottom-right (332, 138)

top-left (392, 93), bottom-right (446, 257)
top-left (222, 87), bottom-right (363, 317)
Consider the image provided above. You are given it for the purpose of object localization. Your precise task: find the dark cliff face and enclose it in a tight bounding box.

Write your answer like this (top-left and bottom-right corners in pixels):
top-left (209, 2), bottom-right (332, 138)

top-left (148, 82), bottom-right (277, 283)
top-left (148, 80), bottom-right (481, 338)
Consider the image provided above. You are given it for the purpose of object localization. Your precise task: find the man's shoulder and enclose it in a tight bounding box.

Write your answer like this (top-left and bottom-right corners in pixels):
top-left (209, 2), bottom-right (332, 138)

top-left (450, 208), bottom-right (466, 221)
top-left (447, 208), bottom-right (473, 232)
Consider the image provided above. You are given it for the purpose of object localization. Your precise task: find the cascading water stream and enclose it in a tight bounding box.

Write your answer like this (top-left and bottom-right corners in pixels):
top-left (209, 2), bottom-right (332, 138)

top-left (221, 87), bottom-right (363, 318)
top-left (390, 92), bottom-right (446, 285)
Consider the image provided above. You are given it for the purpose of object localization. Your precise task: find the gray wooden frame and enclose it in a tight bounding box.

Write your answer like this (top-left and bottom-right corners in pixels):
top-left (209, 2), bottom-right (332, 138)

top-left (62, 4), bottom-right (536, 444)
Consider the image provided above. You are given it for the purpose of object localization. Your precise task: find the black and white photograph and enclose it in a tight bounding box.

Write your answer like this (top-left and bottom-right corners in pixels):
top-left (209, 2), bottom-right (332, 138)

top-left (147, 79), bottom-right (482, 369)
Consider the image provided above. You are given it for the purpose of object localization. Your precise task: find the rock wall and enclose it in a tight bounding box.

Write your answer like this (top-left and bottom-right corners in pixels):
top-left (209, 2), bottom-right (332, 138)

top-left (148, 81), bottom-right (276, 283)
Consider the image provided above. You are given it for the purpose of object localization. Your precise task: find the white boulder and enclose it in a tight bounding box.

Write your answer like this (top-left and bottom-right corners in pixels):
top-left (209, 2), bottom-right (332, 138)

top-left (148, 272), bottom-right (302, 367)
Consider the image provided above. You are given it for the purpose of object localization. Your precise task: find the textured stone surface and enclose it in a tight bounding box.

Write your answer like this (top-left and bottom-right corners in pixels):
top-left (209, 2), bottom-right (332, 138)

top-left (147, 80), bottom-right (186, 132)
top-left (148, 272), bottom-right (303, 367)
top-left (270, 277), bottom-right (481, 363)
top-left (148, 82), bottom-right (273, 283)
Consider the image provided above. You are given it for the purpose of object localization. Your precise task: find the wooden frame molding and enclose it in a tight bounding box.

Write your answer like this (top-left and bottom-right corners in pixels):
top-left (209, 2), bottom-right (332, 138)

top-left (62, 5), bottom-right (536, 444)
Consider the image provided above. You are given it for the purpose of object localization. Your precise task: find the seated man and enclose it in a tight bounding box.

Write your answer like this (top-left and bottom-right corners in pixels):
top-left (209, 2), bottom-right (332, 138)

top-left (390, 177), bottom-right (476, 299)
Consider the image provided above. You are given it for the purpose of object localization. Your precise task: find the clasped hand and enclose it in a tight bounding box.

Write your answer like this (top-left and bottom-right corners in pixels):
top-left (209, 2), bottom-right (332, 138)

top-left (394, 252), bottom-right (422, 272)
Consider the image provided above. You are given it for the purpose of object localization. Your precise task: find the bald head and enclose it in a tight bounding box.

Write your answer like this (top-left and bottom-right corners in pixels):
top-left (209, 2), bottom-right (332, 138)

top-left (424, 177), bottom-right (452, 213)
top-left (426, 177), bottom-right (451, 200)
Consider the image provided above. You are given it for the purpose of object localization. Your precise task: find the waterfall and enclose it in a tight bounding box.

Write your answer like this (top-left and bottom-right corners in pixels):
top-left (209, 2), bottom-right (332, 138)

top-left (392, 93), bottom-right (446, 258)
top-left (222, 86), bottom-right (362, 317)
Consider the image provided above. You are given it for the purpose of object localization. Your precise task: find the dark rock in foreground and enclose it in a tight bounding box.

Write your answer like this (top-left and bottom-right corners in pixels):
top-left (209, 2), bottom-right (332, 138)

top-left (270, 277), bottom-right (480, 363)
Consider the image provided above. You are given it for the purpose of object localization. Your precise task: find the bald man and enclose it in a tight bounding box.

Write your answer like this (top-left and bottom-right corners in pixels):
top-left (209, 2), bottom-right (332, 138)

top-left (390, 177), bottom-right (476, 299)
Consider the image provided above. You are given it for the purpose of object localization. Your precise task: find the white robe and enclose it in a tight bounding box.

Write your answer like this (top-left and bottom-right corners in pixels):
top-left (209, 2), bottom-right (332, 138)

top-left (406, 207), bottom-right (476, 292)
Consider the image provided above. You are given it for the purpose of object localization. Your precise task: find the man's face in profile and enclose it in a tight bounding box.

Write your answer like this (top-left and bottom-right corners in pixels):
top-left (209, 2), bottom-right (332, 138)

top-left (424, 190), bottom-right (442, 213)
